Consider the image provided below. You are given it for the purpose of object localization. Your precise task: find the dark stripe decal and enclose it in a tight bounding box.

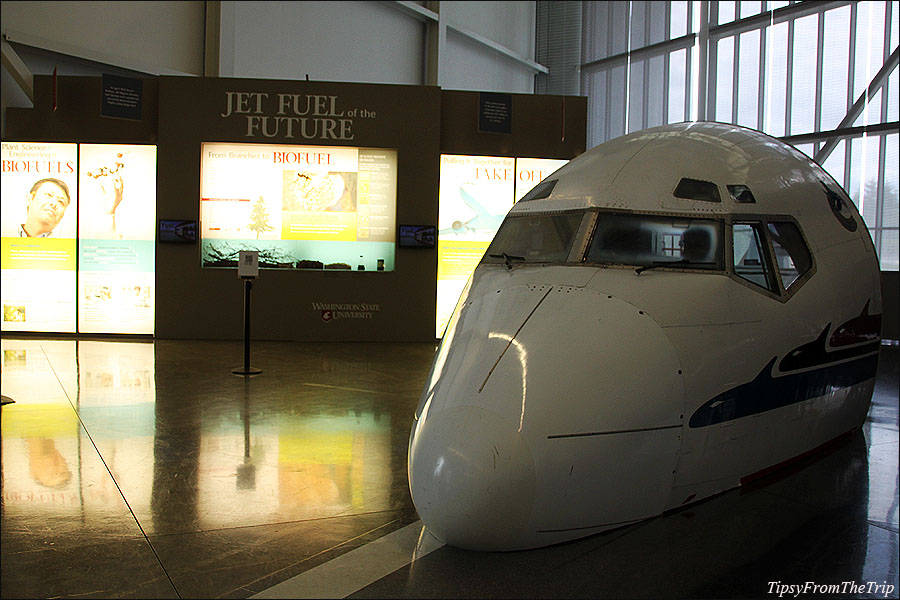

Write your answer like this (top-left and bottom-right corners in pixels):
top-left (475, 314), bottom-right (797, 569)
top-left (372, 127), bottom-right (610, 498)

top-left (830, 301), bottom-right (882, 347)
top-left (780, 325), bottom-right (880, 372)
top-left (822, 181), bottom-right (858, 232)
top-left (689, 353), bottom-right (879, 428)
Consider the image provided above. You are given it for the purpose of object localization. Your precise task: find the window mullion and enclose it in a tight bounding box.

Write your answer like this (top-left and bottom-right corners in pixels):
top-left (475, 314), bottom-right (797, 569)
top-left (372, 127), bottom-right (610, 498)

top-left (758, 20), bottom-right (767, 132)
top-left (663, 1), bottom-right (672, 123)
top-left (732, 28), bottom-right (740, 124)
top-left (874, 1), bottom-right (895, 261)
top-left (785, 16), bottom-right (795, 136)
top-left (842, 3), bottom-right (857, 195)
top-left (643, 7), bottom-right (651, 130)
top-left (664, 51), bottom-right (671, 122)
top-left (847, 2), bottom-right (858, 126)
top-left (815, 10), bottom-right (825, 139)
top-left (876, 131), bottom-right (886, 248)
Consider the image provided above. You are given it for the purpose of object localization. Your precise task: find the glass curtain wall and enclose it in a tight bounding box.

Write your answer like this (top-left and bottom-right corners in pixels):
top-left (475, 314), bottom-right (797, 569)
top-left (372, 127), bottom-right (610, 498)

top-left (580, 1), bottom-right (899, 270)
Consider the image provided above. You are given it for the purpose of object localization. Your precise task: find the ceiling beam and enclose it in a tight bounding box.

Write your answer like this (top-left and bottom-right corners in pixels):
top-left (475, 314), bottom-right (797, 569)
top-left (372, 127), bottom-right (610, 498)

top-left (1, 36), bottom-right (34, 103)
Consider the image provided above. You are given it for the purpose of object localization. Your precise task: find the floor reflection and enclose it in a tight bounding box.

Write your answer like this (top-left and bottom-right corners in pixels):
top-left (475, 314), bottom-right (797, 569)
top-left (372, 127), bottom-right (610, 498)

top-left (2, 340), bottom-right (81, 518)
top-left (1, 338), bottom-right (895, 600)
top-left (2, 338), bottom-right (418, 539)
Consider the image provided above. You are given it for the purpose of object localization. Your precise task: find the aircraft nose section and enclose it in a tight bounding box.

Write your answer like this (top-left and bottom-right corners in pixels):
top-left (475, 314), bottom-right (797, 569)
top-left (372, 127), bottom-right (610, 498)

top-left (408, 405), bottom-right (536, 551)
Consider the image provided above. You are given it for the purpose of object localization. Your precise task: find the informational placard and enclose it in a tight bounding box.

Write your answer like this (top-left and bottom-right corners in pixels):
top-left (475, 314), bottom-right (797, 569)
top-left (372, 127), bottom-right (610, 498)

top-left (77, 144), bottom-right (157, 335)
top-left (101, 73), bottom-right (144, 121)
top-left (478, 92), bottom-right (513, 134)
top-left (238, 250), bottom-right (259, 278)
top-left (1, 142), bottom-right (79, 333)
top-left (200, 142), bottom-right (397, 272)
top-left (435, 155), bottom-right (569, 338)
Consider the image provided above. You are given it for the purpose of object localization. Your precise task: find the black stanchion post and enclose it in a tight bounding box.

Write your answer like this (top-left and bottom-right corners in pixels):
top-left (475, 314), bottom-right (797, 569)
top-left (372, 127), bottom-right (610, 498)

top-left (233, 251), bottom-right (262, 376)
top-left (243, 278), bottom-right (250, 370)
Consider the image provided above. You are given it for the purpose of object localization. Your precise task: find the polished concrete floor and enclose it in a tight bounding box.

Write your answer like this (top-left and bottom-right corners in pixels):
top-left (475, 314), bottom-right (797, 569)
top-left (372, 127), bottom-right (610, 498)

top-left (1, 337), bottom-right (897, 599)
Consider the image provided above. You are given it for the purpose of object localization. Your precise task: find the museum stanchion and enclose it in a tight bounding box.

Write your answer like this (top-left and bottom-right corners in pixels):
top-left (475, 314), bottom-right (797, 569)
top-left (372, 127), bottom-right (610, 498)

top-left (232, 277), bottom-right (262, 376)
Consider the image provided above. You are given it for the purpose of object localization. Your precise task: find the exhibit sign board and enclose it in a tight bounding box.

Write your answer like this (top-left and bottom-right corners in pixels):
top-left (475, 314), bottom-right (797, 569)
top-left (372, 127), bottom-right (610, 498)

top-left (77, 144), bottom-right (157, 335)
top-left (1, 142), bottom-right (79, 333)
top-left (200, 142), bottom-right (397, 272)
top-left (437, 155), bottom-right (514, 338)
top-left (1, 142), bottom-right (156, 335)
top-left (436, 155), bottom-right (568, 338)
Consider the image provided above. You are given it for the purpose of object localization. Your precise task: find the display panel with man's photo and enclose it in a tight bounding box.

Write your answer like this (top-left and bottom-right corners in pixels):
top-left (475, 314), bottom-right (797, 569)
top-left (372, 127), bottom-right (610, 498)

top-left (1, 142), bottom-right (79, 333)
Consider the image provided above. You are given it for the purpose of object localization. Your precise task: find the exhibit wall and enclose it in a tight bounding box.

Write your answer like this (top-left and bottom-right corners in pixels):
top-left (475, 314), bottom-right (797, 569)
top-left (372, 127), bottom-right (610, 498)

top-left (3, 75), bottom-right (586, 342)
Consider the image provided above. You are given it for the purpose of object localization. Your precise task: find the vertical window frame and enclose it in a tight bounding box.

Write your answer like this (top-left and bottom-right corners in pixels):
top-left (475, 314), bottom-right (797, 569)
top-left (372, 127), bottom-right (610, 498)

top-left (731, 220), bottom-right (780, 296)
top-left (729, 215), bottom-right (816, 301)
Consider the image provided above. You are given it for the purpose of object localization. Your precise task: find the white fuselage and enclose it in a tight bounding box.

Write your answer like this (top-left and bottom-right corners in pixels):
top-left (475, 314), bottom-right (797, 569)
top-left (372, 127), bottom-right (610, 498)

top-left (408, 123), bottom-right (882, 551)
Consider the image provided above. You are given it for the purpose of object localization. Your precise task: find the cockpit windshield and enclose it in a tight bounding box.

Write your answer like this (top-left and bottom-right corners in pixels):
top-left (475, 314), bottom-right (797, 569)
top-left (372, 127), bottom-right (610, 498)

top-left (483, 212), bottom-right (585, 267)
top-left (586, 212), bottom-right (724, 271)
top-left (482, 210), bottom-right (725, 272)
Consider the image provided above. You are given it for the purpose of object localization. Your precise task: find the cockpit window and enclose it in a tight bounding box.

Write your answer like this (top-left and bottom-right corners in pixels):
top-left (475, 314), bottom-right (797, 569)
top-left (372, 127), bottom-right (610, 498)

top-left (483, 212), bottom-right (584, 266)
top-left (674, 178), bottom-right (721, 202)
top-left (733, 223), bottom-right (776, 291)
top-left (519, 178), bottom-right (558, 202)
top-left (728, 184), bottom-right (756, 204)
top-left (585, 213), bottom-right (724, 271)
top-left (767, 221), bottom-right (812, 290)
top-left (732, 220), bottom-right (813, 296)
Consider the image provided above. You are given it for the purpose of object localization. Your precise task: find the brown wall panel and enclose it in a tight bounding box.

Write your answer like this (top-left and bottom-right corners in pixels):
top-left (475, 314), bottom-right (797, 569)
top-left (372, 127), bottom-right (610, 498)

top-left (440, 90), bottom-right (586, 159)
top-left (156, 76), bottom-right (442, 342)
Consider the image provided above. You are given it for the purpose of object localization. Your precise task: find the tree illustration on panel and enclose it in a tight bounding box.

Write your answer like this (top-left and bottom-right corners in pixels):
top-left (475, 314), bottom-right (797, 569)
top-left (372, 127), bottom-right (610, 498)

top-left (248, 195), bottom-right (273, 240)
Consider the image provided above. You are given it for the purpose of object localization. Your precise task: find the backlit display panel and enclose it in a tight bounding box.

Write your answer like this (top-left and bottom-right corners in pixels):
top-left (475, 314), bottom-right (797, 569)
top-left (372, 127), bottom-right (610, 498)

top-left (1, 142), bottom-right (79, 333)
top-left (200, 142), bottom-right (397, 272)
top-left (1, 142), bottom-right (157, 335)
top-left (78, 144), bottom-right (157, 334)
top-left (436, 155), bottom-right (568, 338)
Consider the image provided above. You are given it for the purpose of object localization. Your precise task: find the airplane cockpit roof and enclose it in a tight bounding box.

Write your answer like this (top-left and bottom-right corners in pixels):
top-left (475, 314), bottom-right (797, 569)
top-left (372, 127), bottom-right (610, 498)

top-left (512, 122), bottom-right (850, 228)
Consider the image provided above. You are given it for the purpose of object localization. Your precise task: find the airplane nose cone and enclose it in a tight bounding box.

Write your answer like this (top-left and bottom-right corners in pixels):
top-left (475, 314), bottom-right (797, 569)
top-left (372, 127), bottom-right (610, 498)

top-left (409, 405), bottom-right (536, 551)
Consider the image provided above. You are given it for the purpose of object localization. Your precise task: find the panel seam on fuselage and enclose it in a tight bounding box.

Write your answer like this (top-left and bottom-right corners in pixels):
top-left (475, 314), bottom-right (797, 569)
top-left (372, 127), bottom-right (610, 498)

top-left (547, 424), bottom-right (683, 439)
top-left (478, 286), bottom-right (554, 393)
top-left (537, 518), bottom-right (643, 533)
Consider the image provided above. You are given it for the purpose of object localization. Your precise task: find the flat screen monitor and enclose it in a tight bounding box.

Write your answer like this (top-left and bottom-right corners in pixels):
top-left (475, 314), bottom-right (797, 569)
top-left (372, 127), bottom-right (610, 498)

top-left (398, 225), bottom-right (436, 248)
top-left (159, 219), bottom-right (197, 243)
